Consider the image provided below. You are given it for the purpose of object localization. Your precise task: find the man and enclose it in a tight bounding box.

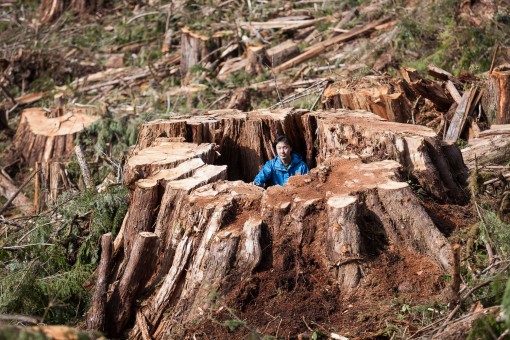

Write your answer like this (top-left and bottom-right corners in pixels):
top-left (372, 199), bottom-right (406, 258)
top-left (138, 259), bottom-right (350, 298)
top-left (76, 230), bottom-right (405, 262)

top-left (254, 135), bottom-right (309, 187)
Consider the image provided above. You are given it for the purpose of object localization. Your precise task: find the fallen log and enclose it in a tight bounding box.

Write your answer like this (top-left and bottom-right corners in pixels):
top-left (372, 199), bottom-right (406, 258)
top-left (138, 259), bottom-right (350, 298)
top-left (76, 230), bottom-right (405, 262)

top-left (444, 87), bottom-right (477, 143)
top-left (462, 133), bottom-right (510, 169)
top-left (273, 16), bottom-right (391, 74)
top-left (12, 107), bottom-right (100, 166)
top-left (266, 40), bottom-right (300, 67)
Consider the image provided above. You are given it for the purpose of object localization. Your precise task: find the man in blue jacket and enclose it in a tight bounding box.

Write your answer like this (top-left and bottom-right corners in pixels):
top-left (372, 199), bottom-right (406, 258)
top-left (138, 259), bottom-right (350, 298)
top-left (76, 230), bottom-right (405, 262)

top-left (254, 135), bottom-right (309, 187)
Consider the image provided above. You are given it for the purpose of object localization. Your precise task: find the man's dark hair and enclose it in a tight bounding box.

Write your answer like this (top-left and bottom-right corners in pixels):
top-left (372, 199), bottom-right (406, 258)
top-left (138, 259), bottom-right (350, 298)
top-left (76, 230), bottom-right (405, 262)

top-left (273, 135), bottom-right (292, 151)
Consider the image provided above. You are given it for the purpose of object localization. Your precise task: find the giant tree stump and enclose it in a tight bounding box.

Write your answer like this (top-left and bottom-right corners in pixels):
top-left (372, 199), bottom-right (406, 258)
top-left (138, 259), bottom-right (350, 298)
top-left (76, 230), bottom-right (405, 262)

top-left (135, 108), bottom-right (467, 202)
top-left (485, 64), bottom-right (510, 124)
top-left (12, 108), bottom-right (99, 166)
top-left (96, 108), bottom-right (469, 338)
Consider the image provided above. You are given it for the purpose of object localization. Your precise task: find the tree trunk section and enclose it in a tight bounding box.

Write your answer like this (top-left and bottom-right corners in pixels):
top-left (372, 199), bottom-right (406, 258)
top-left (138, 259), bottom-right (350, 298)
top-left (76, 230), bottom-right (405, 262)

top-left (484, 64), bottom-right (510, 124)
top-left (38, 0), bottom-right (104, 24)
top-left (227, 88), bottom-right (252, 112)
top-left (87, 233), bottom-right (113, 332)
top-left (106, 232), bottom-right (160, 337)
top-left (12, 108), bottom-right (99, 166)
top-left (180, 27), bottom-right (232, 80)
top-left (461, 133), bottom-right (510, 169)
top-left (266, 40), bottom-right (300, 67)
top-left (322, 76), bottom-right (413, 122)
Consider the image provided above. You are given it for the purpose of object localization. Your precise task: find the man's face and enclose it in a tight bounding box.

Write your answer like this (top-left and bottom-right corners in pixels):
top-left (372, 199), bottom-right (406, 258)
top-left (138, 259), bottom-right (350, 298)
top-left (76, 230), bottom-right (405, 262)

top-left (276, 141), bottom-right (292, 165)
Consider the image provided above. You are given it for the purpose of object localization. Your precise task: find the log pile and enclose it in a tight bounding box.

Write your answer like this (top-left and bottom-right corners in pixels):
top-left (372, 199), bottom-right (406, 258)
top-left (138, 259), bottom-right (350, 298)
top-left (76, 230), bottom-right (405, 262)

top-left (86, 108), bottom-right (469, 338)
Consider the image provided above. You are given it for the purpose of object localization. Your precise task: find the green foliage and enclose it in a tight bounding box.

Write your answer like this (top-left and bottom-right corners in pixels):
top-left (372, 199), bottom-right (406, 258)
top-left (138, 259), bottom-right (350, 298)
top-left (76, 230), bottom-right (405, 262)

top-left (502, 278), bottom-right (510, 327)
top-left (0, 187), bottom-right (128, 324)
top-left (81, 111), bottom-right (141, 160)
top-left (114, 14), bottom-right (166, 46)
top-left (467, 314), bottom-right (507, 339)
top-left (396, 0), bottom-right (507, 75)
top-left (223, 319), bottom-right (246, 332)
top-left (479, 210), bottom-right (510, 257)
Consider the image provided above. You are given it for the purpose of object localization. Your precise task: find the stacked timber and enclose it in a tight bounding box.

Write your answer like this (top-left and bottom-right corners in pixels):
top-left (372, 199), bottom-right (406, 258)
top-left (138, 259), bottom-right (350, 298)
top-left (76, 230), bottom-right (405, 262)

top-left (87, 108), bottom-right (469, 338)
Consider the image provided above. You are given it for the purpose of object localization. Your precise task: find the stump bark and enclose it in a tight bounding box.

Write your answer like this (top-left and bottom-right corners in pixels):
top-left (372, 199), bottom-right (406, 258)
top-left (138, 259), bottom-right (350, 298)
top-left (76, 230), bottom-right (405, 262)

top-left (86, 233), bottom-right (113, 332)
top-left (12, 108), bottom-right (99, 166)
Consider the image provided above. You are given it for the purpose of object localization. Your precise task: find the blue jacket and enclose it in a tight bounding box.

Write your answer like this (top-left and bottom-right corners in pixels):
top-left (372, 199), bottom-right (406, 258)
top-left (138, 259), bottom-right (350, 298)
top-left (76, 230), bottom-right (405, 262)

top-left (254, 151), bottom-right (309, 187)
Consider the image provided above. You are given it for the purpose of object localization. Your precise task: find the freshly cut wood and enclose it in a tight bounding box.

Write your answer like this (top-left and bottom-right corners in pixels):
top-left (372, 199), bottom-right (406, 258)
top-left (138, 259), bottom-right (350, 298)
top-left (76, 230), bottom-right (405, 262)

top-left (123, 140), bottom-right (217, 187)
top-left (106, 232), bottom-right (160, 337)
top-left (14, 92), bottom-right (44, 105)
top-left (12, 108), bottom-right (100, 166)
top-left (217, 57), bottom-right (247, 81)
top-left (238, 18), bottom-right (324, 30)
top-left (445, 80), bottom-right (462, 104)
top-left (462, 134), bottom-right (510, 169)
top-left (485, 64), bottom-right (510, 124)
top-left (135, 108), bottom-right (307, 182)
top-left (322, 76), bottom-right (413, 122)
top-left (428, 64), bottom-right (461, 84)
top-left (38, 0), bottom-right (104, 23)
top-left (401, 67), bottom-right (453, 111)
top-left (135, 108), bottom-right (467, 202)
top-left (92, 107), bottom-right (472, 338)
top-left (0, 173), bottom-right (33, 214)
top-left (87, 233), bottom-right (113, 332)
top-left (479, 124), bottom-right (510, 137)
top-left (444, 87), bottom-right (476, 143)
top-left (305, 110), bottom-right (468, 203)
top-left (274, 16), bottom-right (391, 73)
top-left (266, 40), bottom-right (300, 67)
